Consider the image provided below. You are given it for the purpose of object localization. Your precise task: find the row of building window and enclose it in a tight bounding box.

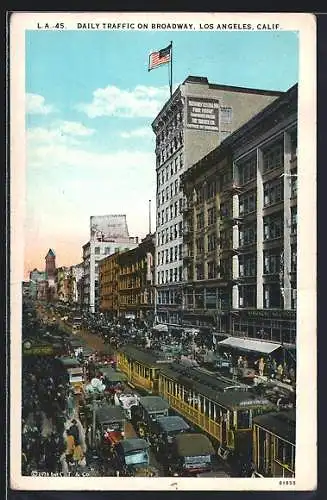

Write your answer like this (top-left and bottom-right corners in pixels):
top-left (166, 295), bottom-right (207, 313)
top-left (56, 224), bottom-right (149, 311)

top-left (156, 134), bottom-right (183, 165)
top-left (234, 134), bottom-right (297, 187)
top-left (263, 213), bottom-right (283, 240)
top-left (194, 261), bottom-right (230, 281)
top-left (239, 191), bottom-right (256, 216)
top-left (238, 282), bottom-right (296, 309)
top-left (238, 247), bottom-right (296, 276)
top-left (237, 211), bottom-right (294, 247)
top-left (190, 208), bottom-right (296, 252)
top-left (157, 290), bottom-right (182, 305)
top-left (263, 142), bottom-right (284, 173)
top-left (156, 111), bottom-right (183, 147)
top-left (238, 177), bottom-right (297, 216)
top-left (264, 178), bottom-right (283, 207)
top-left (93, 246), bottom-right (131, 256)
top-left (157, 244), bottom-right (183, 265)
top-left (157, 154), bottom-right (184, 187)
top-left (232, 321), bottom-right (296, 346)
top-left (193, 172), bottom-right (232, 205)
top-left (194, 233), bottom-right (218, 253)
top-left (157, 266), bottom-right (183, 285)
top-left (184, 288), bottom-right (230, 309)
top-left (157, 178), bottom-right (181, 205)
top-left (185, 245), bottom-right (297, 281)
top-left (157, 222), bottom-right (183, 246)
top-left (157, 199), bottom-right (183, 227)
top-left (195, 182), bottom-right (217, 203)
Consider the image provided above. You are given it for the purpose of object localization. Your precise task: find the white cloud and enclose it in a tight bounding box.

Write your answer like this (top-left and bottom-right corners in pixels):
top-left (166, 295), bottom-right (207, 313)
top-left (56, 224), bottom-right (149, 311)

top-left (120, 127), bottom-right (154, 139)
top-left (26, 122), bottom-right (156, 244)
top-left (27, 121), bottom-right (95, 147)
top-left (59, 121), bottom-right (95, 136)
top-left (26, 124), bottom-right (154, 182)
top-left (26, 93), bottom-right (56, 115)
top-left (76, 84), bottom-right (171, 118)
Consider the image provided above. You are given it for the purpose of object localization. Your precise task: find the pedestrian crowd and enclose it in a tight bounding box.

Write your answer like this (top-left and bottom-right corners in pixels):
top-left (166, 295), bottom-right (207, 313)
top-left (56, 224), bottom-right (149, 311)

top-left (22, 355), bottom-right (88, 476)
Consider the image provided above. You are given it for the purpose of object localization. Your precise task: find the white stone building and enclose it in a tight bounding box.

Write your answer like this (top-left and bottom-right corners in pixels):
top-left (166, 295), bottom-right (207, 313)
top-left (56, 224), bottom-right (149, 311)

top-left (82, 215), bottom-right (138, 312)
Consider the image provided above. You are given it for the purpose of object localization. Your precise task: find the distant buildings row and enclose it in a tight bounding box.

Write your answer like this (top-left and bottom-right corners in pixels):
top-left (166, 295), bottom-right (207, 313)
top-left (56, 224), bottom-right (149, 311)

top-left (24, 215), bottom-right (142, 311)
top-left (24, 76), bottom-right (298, 346)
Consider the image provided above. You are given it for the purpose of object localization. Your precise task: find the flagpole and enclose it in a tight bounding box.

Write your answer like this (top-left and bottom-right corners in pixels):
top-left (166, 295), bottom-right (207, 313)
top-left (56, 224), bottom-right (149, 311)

top-left (170, 41), bottom-right (173, 98)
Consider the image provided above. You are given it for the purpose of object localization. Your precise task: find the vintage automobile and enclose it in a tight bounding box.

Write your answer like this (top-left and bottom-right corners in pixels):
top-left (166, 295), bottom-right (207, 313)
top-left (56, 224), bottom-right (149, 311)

top-left (168, 432), bottom-right (215, 476)
top-left (111, 437), bottom-right (155, 476)
top-left (97, 365), bottom-right (127, 389)
top-left (58, 356), bottom-right (85, 395)
top-left (72, 316), bottom-right (83, 331)
top-left (94, 404), bottom-right (126, 458)
top-left (151, 415), bottom-right (190, 457)
top-left (130, 396), bottom-right (169, 439)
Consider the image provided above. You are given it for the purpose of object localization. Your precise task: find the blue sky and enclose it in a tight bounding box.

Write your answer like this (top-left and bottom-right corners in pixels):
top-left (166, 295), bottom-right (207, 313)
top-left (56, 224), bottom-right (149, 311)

top-left (25, 29), bottom-right (298, 273)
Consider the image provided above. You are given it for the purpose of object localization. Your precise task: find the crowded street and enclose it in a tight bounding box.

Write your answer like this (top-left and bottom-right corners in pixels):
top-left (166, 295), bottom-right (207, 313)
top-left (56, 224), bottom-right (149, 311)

top-left (21, 298), bottom-right (296, 479)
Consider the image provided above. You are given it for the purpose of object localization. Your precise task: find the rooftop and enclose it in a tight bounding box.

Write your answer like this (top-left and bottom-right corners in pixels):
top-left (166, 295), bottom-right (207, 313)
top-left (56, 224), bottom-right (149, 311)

top-left (95, 404), bottom-right (125, 424)
top-left (156, 415), bottom-right (190, 433)
top-left (46, 248), bottom-right (56, 258)
top-left (174, 433), bottom-right (215, 457)
top-left (253, 410), bottom-right (296, 444)
top-left (152, 75), bottom-right (284, 127)
top-left (182, 75), bottom-right (284, 96)
top-left (139, 396), bottom-right (170, 413)
top-left (119, 438), bottom-right (149, 453)
top-left (90, 214), bottom-right (130, 239)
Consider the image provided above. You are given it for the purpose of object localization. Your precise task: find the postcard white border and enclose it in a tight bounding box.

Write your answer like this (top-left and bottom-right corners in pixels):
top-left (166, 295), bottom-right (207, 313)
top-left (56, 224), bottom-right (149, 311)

top-left (10, 11), bottom-right (317, 491)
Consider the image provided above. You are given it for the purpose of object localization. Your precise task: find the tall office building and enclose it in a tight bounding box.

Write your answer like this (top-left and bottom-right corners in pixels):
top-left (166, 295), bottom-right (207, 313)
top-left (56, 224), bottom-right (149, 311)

top-left (153, 75), bottom-right (283, 325)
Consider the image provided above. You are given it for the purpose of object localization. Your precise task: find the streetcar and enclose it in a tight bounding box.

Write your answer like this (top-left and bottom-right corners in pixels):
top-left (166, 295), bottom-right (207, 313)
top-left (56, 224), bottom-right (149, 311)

top-left (158, 362), bottom-right (275, 462)
top-left (115, 344), bottom-right (295, 477)
top-left (252, 409), bottom-right (295, 478)
top-left (117, 345), bottom-right (170, 393)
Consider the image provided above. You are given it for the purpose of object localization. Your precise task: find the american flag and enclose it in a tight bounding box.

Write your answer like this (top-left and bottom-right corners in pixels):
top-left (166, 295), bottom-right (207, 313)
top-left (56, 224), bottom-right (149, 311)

top-left (148, 44), bottom-right (171, 71)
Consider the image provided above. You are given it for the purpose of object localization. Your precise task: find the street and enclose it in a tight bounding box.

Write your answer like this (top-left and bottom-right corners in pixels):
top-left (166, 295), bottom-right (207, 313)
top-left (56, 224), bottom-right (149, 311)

top-left (22, 302), bottom-right (235, 477)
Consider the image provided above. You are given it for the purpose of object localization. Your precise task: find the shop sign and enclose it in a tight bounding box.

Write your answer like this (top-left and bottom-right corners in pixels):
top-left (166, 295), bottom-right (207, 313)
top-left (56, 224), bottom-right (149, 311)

top-left (233, 309), bottom-right (296, 320)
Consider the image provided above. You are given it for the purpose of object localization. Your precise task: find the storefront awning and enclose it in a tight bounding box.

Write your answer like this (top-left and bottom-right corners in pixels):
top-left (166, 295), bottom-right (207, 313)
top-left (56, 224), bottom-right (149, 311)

top-left (218, 337), bottom-right (281, 354)
top-left (152, 323), bottom-right (169, 333)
